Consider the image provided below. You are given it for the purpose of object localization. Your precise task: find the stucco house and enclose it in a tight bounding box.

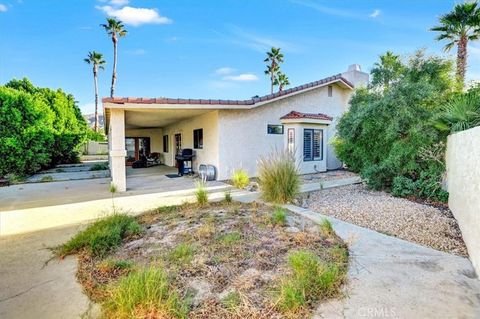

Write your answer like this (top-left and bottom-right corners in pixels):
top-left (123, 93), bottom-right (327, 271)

top-left (103, 64), bottom-right (369, 191)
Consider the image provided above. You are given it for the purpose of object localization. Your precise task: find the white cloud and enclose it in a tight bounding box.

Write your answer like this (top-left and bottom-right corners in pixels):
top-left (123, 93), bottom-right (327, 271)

top-left (215, 67), bottom-right (236, 75)
top-left (96, 5), bottom-right (172, 26)
top-left (369, 9), bottom-right (381, 18)
top-left (223, 73), bottom-right (258, 82)
top-left (110, 0), bottom-right (129, 6)
top-left (0, 4), bottom-right (8, 12)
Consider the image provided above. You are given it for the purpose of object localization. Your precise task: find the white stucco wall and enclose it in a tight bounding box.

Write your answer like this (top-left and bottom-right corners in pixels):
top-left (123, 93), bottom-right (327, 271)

top-left (162, 111), bottom-right (219, 174)
top-left (446, 126), bottom-right (480, 275)
top-left (217, 84), bottom-right (352, 180)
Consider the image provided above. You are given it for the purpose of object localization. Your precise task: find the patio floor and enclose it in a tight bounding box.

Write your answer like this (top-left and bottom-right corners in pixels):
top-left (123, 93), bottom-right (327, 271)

top-left (0, 165), bottom-right (226, 211)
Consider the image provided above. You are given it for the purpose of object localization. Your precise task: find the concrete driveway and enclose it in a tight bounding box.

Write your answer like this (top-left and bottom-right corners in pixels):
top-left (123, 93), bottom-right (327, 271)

top-left (0, 225), bottom-right (94, 319)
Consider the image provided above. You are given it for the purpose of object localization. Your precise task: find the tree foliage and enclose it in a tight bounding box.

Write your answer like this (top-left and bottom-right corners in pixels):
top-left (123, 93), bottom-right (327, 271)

top-left (333, 51), bottom-right (455, 202)
top-left (0, 78), bottom-right (87, 177)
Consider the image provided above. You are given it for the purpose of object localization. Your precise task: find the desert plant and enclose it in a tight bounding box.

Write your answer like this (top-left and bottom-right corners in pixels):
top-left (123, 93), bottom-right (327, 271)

top-left (434, 88), bottom-right (480, 133)
top-left (391, 176), bottom-right (417, 198)
top-left (56, 214), bottom-right (142, 258)
top-left (277, 250), bottom-right (343, 313)
top-left (103, 267), bottom-right (188, 319)
top-left (224, 190), bottom-right (233, 203)
top-left (270, 207), bottom-right (287, 226)
top-left (319, 219), bottom-right (334, 237)
top-left (257, 150), bottom-right (300, 203)
top-left (195, 181), bottom-right (208, 205)
top-left (231, 169), bottom-right (249, 189)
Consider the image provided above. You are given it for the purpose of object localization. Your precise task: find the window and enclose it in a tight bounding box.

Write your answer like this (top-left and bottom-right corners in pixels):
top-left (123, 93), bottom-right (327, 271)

top-left (267, 124), bottom-right (284, 134)
top-left (328, 85), bottom-right (333, 97)
top-left (163, 135), bottom-right (169, 152)
top-left (303, 129), bottom-right (323, 161)
top-left (287, 128), bottom-right (295, 153)
top-left (194, 129), bottom-right (203, 149)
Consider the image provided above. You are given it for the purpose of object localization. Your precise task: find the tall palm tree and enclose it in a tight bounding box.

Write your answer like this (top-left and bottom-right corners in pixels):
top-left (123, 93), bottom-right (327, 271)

top-left (84, 51), bottom-right (106, 132)
top-left (264, 47), bottom-right (284, 94)
top-left (431, 2), bottom-right (480, 87)
top-left (101, 18), bottom-right (127, 98)
top-left (274, 72), bottom-right (290, 92)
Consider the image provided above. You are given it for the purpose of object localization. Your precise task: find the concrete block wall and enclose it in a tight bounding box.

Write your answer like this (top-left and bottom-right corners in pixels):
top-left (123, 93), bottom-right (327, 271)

top-left (446, 126), bottom-right (480, 275)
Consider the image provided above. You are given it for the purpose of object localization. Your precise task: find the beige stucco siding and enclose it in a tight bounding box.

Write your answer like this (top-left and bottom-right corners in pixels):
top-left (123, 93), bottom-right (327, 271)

top-left (162, 111), bottom-right (219, 174)
top-left (217, 84), bottom-right (351, 180)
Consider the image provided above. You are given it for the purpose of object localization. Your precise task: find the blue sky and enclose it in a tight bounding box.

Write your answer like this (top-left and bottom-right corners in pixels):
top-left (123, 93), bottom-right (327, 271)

top-left (0, 0), bottom-right (476, 114)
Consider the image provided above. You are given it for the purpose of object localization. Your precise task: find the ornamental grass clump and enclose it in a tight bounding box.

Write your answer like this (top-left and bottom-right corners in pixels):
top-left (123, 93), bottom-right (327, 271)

top-left (195, 181), bottom-right (208, 206)
top-left (103, 267), bottom-right (188, 319)
top-left (257, 150), bottom-right (300, 203)
top-left (231, 169), bottom-right (250, 189)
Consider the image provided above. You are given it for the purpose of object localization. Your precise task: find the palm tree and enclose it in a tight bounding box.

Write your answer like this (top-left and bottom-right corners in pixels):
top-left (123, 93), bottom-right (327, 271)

top-left (274, 72), bottom-right (290, 92)
top-left (431, 2), bottom-right (480, 87)
top-left (101, 18), bottom-right (127, 97)
top-left (264, 47), bottom-right (284, 94)
top-left (84, 51), bottom-right (106, 132)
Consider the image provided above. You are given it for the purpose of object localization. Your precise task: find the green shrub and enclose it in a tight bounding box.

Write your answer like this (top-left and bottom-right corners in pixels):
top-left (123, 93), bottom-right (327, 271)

top-left (277, 250), bottom-right (343, 312)
top-left (0, 78), bottom-right (87, 177)
top-left (270, 207), bottom-right (287, 226)
top-left (334, 51), bottom-right (453, 200)
top-left (231, 169), bottom-right (250, 189)
top-left (57, 214), bottom-right (142, 258)
top-left (391, 176), bottom-right (416, 197)
top-left (258, 150), bottom-right (300, 203)
top-left (103, 267), bottom-right (188, 319)
top-left (194, 181), bottom-right (208, 205)
top-left (90, 162), bottom-right (109, 171)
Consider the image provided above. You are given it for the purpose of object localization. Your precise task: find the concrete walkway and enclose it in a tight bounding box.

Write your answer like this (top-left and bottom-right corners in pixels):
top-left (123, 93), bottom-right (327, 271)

top-left (285, 205), bottom-right (480, 319)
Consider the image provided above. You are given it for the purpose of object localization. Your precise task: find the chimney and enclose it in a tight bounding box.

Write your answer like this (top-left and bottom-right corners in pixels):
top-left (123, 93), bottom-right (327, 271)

top-left (341, 64), bottom-right (369, 88)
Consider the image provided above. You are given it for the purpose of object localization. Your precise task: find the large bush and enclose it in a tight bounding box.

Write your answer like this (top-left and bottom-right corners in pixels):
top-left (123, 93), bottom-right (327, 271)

top-left (0, 78), bottom-right (88, 177)
top-left (333, 51), bottom-right (455, 202)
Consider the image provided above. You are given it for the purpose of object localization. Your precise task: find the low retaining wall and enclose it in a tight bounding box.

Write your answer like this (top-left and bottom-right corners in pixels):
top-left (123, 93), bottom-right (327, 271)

top-left (82, 141), bottom-right (108, 155)
top-left (446, 126), bottom-right (480, 275)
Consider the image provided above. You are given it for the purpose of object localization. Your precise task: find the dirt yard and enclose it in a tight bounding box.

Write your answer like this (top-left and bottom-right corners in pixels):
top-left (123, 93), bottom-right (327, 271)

top-left (298, 184), bottom-right (467, 256)
top-left (75, 202), bottom-right (349, 318)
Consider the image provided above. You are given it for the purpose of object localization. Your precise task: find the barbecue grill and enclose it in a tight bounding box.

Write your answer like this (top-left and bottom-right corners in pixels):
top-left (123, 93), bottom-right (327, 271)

top-left (175, 148), bottom-right (195, 176)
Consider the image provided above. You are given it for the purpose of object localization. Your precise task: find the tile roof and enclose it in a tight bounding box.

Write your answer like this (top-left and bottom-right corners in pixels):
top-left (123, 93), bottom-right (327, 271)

top-left (102, 74), bottom-right (353, 106)
top-left (280, 111), bottom-right (333, 121)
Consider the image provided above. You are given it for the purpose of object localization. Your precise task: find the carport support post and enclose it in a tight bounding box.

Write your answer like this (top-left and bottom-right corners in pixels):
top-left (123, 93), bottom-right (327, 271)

top-left (109, 108), bottom-right (127, 192)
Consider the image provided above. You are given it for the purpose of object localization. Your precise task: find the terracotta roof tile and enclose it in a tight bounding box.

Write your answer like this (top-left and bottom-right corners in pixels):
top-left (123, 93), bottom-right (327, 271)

top-left (101, 74), bottom-right (354, 106)
top-left (280, 111), bottom-right (333, 121)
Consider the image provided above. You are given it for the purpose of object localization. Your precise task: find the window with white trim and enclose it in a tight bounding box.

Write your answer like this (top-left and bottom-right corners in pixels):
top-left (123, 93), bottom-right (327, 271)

top-left (303, 129), bottom-right (323, 161)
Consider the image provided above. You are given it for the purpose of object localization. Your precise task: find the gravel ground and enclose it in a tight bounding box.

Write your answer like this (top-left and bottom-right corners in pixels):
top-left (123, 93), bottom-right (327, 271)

top-left (300, 184), bottom-right (468, 256)
top-left (301, 169), bottom-right (358, 183)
